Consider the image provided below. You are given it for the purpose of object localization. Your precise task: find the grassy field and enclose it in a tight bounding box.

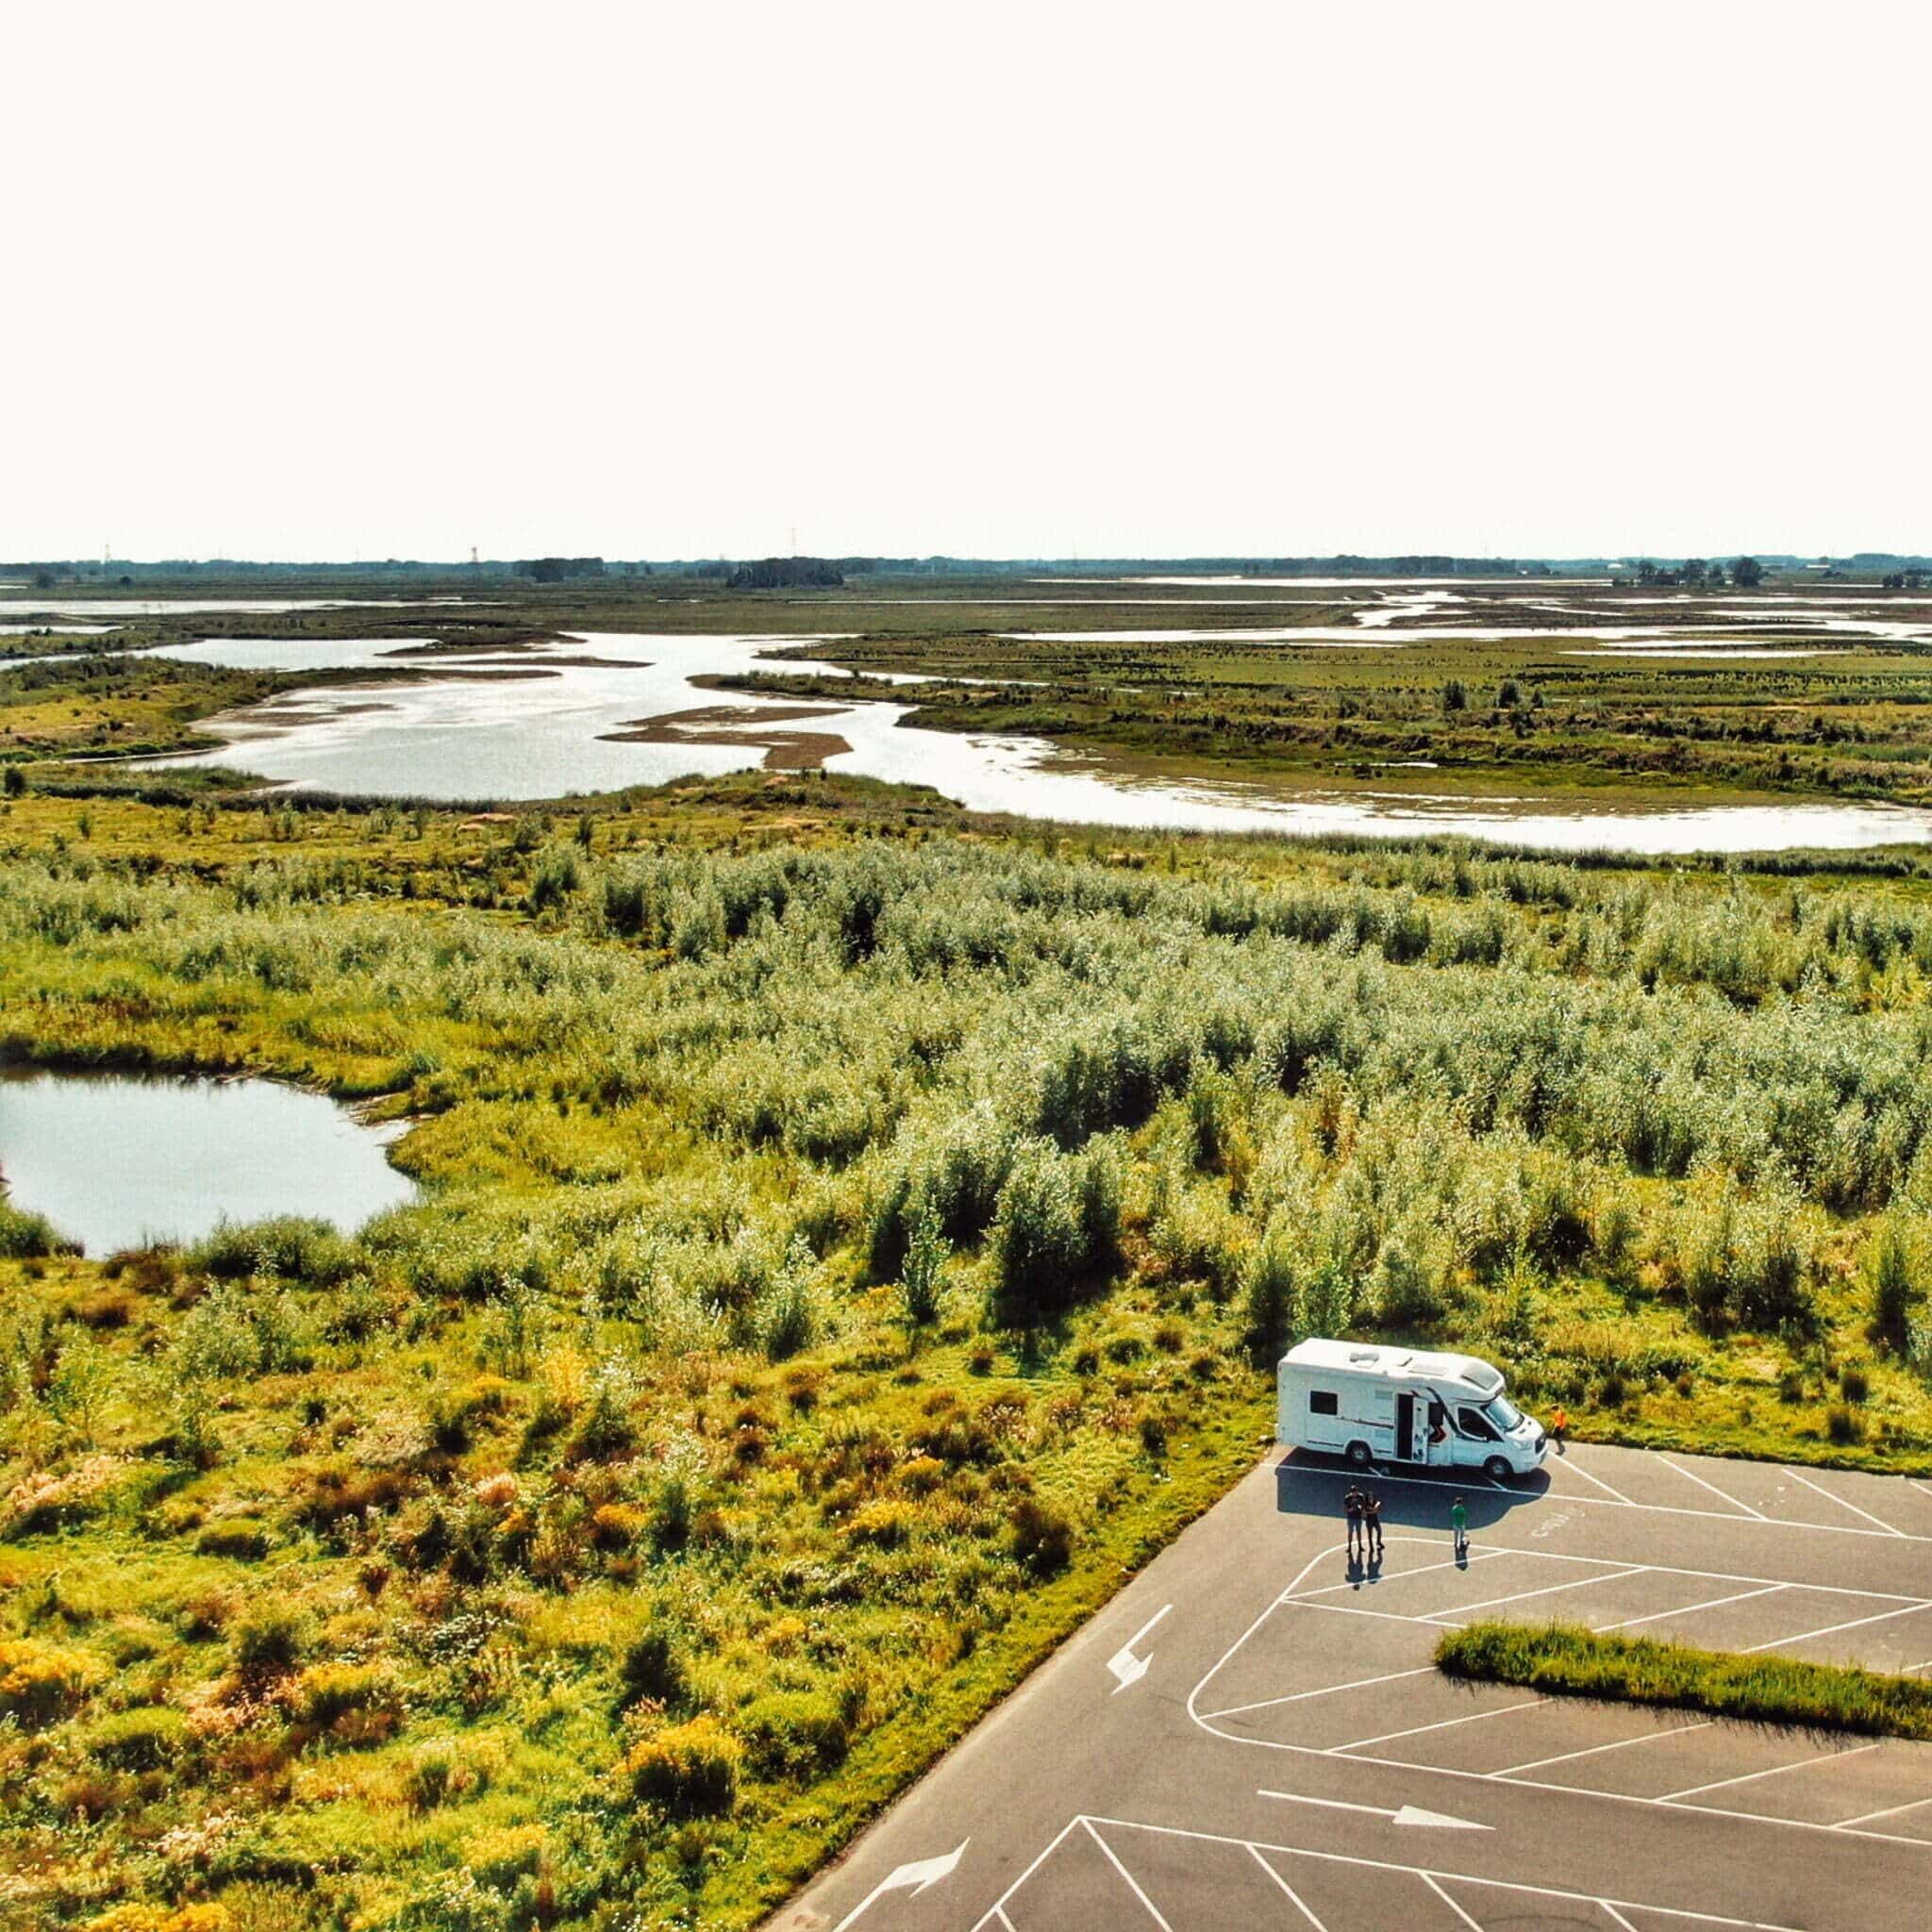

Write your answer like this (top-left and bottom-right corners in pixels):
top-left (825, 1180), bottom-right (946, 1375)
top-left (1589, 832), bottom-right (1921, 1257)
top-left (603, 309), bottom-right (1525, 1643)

top-left (3, 776), bottom-right (1932, 1928)
top-left (8, 572), bottom-right (1932, 811)
top-left (5, 571), bottom-right (1932, 1928)
top-left (1437, 1621), bottom-right (1932, 1740)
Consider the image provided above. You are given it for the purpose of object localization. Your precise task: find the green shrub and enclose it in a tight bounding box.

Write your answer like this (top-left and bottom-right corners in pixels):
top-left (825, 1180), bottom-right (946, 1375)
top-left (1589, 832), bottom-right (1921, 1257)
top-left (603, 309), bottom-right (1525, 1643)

top-left (231, 1603), bottom-right (309, 1676)
top-left (1010, 1495), bottom-right (1074, 1576)
top-left (738, 1690), bottom-right (850, 1780)
top-left (619, 1631), bottom-right (691, 1711)
top-left (1240, 1224), bottom-right (1297, 1366)
top-left (625, 1714), bottom-right (741, 1817)
top-left (295, 1661), bottom-right (392, 1726)
top-left (1869, 1220), bottom-right (1918, 1352)
top-left (989, 1139), bottom-right (1120, 1328)
top-left (0, 1200), bottom-right (67, 1258)
top-left (195, 1519), bottom-right (268, 1561)
top-left (0, 1637), bottom-right (104, 1727)
top-left (87, 1705), bottom-right (186, 1771)
top-left (188, 1215), bottom-right (355, 1286)
top-left (404, 1735), bottom-right (497, 1809)
top-left (899, 1203), bottom-right (948, 1329)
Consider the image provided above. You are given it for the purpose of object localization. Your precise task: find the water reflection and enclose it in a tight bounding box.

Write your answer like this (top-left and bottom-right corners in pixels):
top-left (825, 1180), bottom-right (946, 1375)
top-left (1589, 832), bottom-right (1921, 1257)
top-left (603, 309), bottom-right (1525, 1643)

top-left (0, 1069), bottom-right (415, 1254)
top-left (133, 632), bottom-right (1932, 854)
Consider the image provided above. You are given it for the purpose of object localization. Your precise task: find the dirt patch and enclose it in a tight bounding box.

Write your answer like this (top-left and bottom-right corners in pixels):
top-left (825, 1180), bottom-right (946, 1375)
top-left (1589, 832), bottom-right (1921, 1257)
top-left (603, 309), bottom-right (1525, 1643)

top-left (598, 705), bottom-right (853, 771)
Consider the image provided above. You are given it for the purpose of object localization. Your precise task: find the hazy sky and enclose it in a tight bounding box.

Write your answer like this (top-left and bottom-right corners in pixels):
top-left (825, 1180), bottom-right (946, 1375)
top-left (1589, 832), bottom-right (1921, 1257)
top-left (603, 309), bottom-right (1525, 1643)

top-left (8, 4), bottom-right (1927, 562)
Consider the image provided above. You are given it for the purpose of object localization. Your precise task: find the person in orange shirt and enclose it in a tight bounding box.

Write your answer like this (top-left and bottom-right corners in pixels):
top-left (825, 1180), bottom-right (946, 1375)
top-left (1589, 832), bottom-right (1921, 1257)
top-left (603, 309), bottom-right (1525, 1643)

top-left (1550, 1404), bottom-right (1569, 1453)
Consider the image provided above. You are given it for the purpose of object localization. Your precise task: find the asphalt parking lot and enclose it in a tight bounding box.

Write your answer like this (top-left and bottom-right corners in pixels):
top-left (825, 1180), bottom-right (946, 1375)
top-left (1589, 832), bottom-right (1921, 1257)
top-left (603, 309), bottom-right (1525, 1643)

top-left (774, 1440), bottom-right (1932, 1931)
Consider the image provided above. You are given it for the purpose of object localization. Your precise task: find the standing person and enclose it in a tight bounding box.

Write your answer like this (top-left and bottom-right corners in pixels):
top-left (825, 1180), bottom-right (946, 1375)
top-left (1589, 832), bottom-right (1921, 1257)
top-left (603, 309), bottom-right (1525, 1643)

top-left (1343, 1483), bottom-right (1365, 1562)
top-left (1364, 1490), bottom-right (1384, 1565)
top-left (1450, 1493), bottom-right (1469, 1561)
top-left (1550, 1404), bottom-right (1569, 1454)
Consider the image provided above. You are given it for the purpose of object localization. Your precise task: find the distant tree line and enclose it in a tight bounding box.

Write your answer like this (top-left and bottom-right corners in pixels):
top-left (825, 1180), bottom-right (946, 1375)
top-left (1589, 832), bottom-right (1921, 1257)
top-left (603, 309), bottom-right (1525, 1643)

top-left (1630, 558), bottom-right (1763, 590)
top-left (514, 557), bottom-right (609, 584)
top-left (726, 558), bottom-right (846, 591)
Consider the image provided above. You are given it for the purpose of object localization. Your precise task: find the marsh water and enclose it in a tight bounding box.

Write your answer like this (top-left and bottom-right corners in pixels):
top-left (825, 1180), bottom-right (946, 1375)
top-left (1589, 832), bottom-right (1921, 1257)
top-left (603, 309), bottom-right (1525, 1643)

top-left (126, 629), bottom-right (1932, 854)
top-left (0, 1070), bottom-right (415, 1254)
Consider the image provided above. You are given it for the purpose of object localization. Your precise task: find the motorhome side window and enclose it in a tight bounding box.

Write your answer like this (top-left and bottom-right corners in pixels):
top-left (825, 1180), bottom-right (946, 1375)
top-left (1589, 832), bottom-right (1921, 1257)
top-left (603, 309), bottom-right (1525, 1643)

top-left (1309, 1390), bottom-right (1339, 1416)
top-left (1457, 1405), bottom-right (1498, 1441)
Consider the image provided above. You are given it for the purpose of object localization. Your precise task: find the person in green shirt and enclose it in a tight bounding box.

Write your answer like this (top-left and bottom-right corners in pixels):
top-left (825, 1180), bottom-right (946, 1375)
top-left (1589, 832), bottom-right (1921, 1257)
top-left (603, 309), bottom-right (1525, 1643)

top-left (1450, 1494), bottom-right (1469, 1559)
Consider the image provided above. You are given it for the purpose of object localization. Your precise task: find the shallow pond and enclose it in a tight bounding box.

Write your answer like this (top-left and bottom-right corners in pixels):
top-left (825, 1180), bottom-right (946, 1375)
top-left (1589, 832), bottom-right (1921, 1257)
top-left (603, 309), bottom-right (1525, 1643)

top-left (0, 1069), bottom-right (416, 1255)
top-left (128, 632), bottom-right (1932, 855)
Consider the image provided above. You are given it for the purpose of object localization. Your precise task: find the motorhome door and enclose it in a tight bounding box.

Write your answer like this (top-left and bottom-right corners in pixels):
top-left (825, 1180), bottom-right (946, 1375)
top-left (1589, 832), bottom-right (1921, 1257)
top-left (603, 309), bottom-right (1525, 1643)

top-left (1396, 1391), bottom-right (1424, 1462)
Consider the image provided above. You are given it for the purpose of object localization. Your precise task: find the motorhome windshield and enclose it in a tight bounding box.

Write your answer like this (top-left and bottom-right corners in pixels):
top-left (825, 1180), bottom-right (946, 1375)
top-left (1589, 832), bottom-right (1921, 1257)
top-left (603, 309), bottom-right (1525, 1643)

top-left (1485, 1394), bottom-right (1524, 1432)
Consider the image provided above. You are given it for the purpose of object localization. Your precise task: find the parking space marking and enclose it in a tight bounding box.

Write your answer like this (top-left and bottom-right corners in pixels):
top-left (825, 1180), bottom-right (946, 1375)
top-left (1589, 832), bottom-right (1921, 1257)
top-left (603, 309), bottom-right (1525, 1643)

top-left (1599, 1582), bottom-right (1787, 1631)
top-left (1421, 1872), bottom-right (1485, 1929)
top-left (1081, 1815), bottom-right (1808, 1930)
top-left (1285, 1597), bottom-right (1457, 1629)
top-left (1659, 1455), bottom-right (1766, 1519)
top-left (1492, 1719), bottom-right (1715, 1778)
top-left (1331, 1696), bottom-right (1548, 1755)
top-left (1293, 1549), bottom-right (1509, 1602)
top-left (1194, 1540), bottom-right (1932, 1850)
top-left (1201, 1663), bottom-right (1435, 1724)
top-left (1556, 1456), bottom-right (1637, 1506)
top-left (1783, 1467), bottom-right (1904, 1537)
top-left (1837, 1791), bottom-right (1932, 1830)
top-left (1657, 1740), bottom-right (1884, 1803)
top-left (1280, 1459), bottom-right (1932, 1542)
top-left (1600, 1904), bottom-right (1640, 1932)
top-left (968, 1816), bottom-right (1081, 1932)
top-left (1248, 1842), bottom-right (1330, 1928)
top-left (1082, 1819), bottom-right (1173, 1929)
top-left (1742, 1602), bottom-right (1925, 1652)
top-left (1418, 1563), bottom-right (1646, 1625)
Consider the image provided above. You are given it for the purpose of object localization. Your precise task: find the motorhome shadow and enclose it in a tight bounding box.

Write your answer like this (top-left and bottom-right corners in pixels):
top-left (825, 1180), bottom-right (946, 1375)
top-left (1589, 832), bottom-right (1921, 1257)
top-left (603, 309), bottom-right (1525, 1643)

top-left (1277, 1340), bottom-right (1549, 1483)
top-left (1272, 1453), bottom-right (1550, 1533)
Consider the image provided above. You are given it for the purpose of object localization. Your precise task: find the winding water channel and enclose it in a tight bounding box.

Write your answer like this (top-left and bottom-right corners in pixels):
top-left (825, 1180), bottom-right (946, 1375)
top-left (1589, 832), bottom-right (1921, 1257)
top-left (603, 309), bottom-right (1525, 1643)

top-left (123, 630), bottom-right (1932, 855)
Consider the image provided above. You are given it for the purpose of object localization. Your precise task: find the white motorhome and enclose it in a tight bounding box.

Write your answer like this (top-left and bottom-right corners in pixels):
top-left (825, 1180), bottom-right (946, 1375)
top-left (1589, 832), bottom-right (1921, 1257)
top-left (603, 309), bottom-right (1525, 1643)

top-left (1277, 1339), bottom-right (1548, 1481)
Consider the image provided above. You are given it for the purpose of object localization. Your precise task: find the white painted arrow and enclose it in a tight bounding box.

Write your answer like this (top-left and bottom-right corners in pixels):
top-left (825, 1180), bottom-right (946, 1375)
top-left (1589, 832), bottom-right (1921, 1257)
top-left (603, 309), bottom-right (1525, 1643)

top-left (1107, 1603), bottom-right (1172, 1693)
top-left (832, 1840), bottom-right (969, 1930)
top-left (1259, 1790), bottom-right (1491, 1831)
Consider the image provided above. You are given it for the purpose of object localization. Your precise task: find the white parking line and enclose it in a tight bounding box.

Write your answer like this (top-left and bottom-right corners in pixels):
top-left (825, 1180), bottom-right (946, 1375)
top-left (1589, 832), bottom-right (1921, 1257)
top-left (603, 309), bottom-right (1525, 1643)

top-left (1661, 1454), bottom-right (1767, 1519)
top-left (1658, 1740), bottom-right (1884, 1803)
top-left (1292, 1549), bottom-right (1508, 1602)
top-left (1783, 1466), bottom-right (1904, 1537)
top-left (1192, 1546), bottom-right (1932, 1852)
top-left (1836, 1790), bottom-right (1932, 1830)
top-left (1330, 1695), bottom-right (1547, 1755)
top-left (1216, 1731), bottom-right (1932, 1852)
top-left (1200, 1664), bottom-right (1435, 1723)
top-left (1248, 1844), bottom-right (1329, 1929)
top-left (1279, 1459), bottom-right (1932, 1542)
top-left (1081, 1815), bottom-right (1807, 1930)
top-left (1422, 1872), bottom-right (1485, 1930)
top-left (969, 1818), bottom-right (1082, 1932)
top-left (1083, 1819), bottom-right (1173, 1929)
top-left (1601, 1903), bottom-right (1641, 1932)
top-left (1414, 1563), bottom-right (1645, 1624)
top-left (1557, 1456), bottom-right (1637, 1506)
top-left (1743, 1602), bottom-right (1926, 1652)
top-left (1598, 1582), bottom-right (1788, 1632)
top-left (1491, 1719), bottom-right (1715, 1779)
top-left (1281, 1598), bottom-right (1449, 1629)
